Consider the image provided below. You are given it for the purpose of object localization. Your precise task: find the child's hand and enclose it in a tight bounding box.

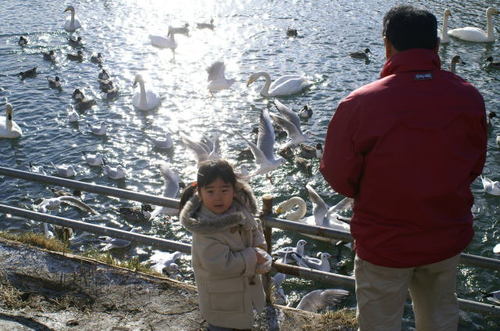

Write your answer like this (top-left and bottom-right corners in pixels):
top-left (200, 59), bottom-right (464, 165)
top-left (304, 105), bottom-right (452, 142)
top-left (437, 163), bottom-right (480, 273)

top-left (254, 247), bottom-right (272, 274)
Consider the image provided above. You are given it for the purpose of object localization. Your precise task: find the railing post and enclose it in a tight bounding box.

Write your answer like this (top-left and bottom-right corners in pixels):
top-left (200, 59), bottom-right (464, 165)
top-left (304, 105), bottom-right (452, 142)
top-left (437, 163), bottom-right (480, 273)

top-left (261, 194), bottom-right (274, 305)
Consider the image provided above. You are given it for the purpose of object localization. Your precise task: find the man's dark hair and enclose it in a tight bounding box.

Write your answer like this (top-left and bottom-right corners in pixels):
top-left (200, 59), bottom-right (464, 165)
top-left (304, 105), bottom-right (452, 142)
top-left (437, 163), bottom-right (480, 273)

top-left (383, 5), bottom-right (438, 51)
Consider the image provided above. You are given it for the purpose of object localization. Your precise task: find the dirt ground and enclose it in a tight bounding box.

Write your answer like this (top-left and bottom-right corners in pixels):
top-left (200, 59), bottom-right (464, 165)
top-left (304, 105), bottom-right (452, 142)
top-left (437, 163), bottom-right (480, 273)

top-left (0, 238), bottom-right (355, 331)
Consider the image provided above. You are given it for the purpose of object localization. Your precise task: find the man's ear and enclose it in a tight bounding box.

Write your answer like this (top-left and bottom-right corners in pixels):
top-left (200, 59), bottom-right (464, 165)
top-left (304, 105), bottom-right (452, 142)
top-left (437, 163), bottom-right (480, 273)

top-left (384, 37), bottom-right (392, 59)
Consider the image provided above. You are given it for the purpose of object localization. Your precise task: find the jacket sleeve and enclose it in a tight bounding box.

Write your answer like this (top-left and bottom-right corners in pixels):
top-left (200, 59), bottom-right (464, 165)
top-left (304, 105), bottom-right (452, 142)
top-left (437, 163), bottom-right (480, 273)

top-left (320, 98), bottom-right (364, 198)
top-left (196, 234), bottom-right (257, 278)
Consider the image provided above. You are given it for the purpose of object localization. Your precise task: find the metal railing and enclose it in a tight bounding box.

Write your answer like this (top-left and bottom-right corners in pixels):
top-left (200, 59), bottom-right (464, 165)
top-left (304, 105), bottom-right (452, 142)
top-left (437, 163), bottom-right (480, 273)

top-left (0, 166), bottom-right (499, 315)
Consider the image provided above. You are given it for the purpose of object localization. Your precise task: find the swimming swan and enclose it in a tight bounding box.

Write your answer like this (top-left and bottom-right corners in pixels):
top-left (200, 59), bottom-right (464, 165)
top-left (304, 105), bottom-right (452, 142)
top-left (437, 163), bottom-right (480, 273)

top-left (439, 9), bottom-right (452, 44)
top-left (132, 74), bottom-right (161, 111)
top-left (247, 72), bottom-right (311, 97)
top-left (64, 5), bottom-right (81, 32)
top-left (149, 32), bottom-right (177, 52)
top-left (448, 7), bottom-right (498, 42)
top-left (0, 103), bottom-right (22, 139)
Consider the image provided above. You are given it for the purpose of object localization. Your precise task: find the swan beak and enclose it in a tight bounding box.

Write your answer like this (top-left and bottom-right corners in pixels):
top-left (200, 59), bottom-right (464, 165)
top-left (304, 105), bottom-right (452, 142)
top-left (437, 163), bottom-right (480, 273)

top-left (246, 77), bottom-right (255, 87)
top-left (133, 80), bottom-right (137, 88)
top-left (275, 207), bottom-right (284, 214)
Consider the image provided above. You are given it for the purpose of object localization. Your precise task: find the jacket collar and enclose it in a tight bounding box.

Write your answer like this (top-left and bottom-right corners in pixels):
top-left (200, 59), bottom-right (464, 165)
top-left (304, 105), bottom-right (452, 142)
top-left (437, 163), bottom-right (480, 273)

top-left (380, 49), bottom-right (441, 78)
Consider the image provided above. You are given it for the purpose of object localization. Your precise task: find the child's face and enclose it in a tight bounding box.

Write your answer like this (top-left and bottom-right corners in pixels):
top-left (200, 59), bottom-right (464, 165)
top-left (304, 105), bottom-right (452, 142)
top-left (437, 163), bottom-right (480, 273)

top-left (199, 177), bottom-right (235, 214)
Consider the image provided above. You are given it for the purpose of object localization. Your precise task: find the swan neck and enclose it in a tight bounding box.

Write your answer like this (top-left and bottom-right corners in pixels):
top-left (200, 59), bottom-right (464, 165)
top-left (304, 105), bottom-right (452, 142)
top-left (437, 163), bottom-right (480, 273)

top-left (255, 72), bottom-right (271, 97)
top-left (279, 197), bottom-right (307, 220)
top-left (486, 12), bottom-right (494, 39)
top-left (70, 11), bottom-right (75, 26)
top-left (6, 109), bottom-right (12, 131)
top-left (139, 81), bottom-right (147, 106)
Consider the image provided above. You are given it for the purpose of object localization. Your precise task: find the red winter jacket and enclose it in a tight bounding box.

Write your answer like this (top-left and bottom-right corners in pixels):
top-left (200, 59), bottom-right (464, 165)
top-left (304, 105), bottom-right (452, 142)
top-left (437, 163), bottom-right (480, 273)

top-left (320, 49), bottom-right (487, 268)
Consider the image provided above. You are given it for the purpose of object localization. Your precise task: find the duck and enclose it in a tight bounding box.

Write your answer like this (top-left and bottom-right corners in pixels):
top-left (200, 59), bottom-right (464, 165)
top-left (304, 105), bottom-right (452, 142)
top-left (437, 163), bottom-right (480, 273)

top-left (18, 36), bottom-right (28, 46)
top-left (47, 76), bottom-right (61, 89)
top-left (168, 23), bottom-right (189, 36)
top-left (286, 28), bottom-right (298, 37)
top-left (247, 72), bottom-right (311, 97)
top-left (349, 48), bottom-right (370, 60)
top-left (83, 151), bottom-right (104, 166)
top-left (450, 55), bottom-right (465, 74)
top-left (101, 80), bottom-right (119, 99)
top-left (103, 161), bottom-right (127, 180)
top-left (132, 74), bottom-right (161, 111)
top-left (19, 67), bottom-right (37, 79)
top-left (299, 104), bottom-right (313, 119)
top-left (72, 89), bottom-right (96, 111)
top-left (119, 204), bottom-right (153, 222)
top-left (90, 52), bottom-right (103, 65)
top-left (98, 69), bottom-right (110, 82)
top-left (51, 162), bottom-right (76, 178)
top-left (206, 61), bottom-right (235, 92)
top-left (298, 143), bottom-right (323, 159)
top-left (64, 5), bottom-right (82, 32)
top-left (50, 187), bottom-right (82, 198)
top-left (68, 36), bottom-right (83, 48)
top-left (439, 9), bottom-right (452, 44)
top-left (487, 111), bottom-right (497, 127)
top-left (196, 18), bottom-right (214, 30)
top-left (67, 50), bottom-right (83, 61)
top-left (42, 50), bottom-right (56, 62)
top-left (88, 121), bottom-right (107, 136)
top-left (448, 7), bottom-right (498, 42)
top-left (0, 103), bottom-right (22, 139)
top-left (485, 56), bottom-right (500, 69)
top-left (66, 105), bottom-right (79, 123)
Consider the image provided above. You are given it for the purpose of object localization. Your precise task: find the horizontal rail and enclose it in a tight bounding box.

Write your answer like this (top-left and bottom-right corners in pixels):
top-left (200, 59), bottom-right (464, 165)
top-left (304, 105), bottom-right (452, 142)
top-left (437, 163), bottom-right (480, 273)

top-left (273, 262), bottom-right (500, 315)
top-left (263, 215), bottom-right (500, 271)
top-left (0, 204), bottom-right (191, 254)
top-left (0, 166), bottom-right (179, 208)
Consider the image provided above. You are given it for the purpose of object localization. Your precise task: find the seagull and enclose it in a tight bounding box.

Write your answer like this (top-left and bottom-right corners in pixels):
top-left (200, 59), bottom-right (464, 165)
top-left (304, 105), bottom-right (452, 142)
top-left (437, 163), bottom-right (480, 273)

top-left (296, 289), bottom-right (349, 312)
top-left (271, 272), bottom-right (288, 305)
top-left (301, 252), bottom-right (332, 272)
top-left (206, 61), bottom-right (235, 92)
top-left (271, 99), bottom-right (308, 148)
top-left (83, 152), bottom-right (104, 166)
top-left (180, 131), bottom-right (220, 164)
top-left (306, 183), bottom-right (352, 230)
top-left (273, 239), bottom-right (307, 257)
top-left (149, 161), bottom-right (181, 219)
top-left (51, 162), bottom-right (76, 178)
top-left (152, 131), bottom-right (174, 150)
top-left (67, 105), bottom-right (79, 123)
top-left (480, 176), bottom-right (500, 196)
top-left (238, 108), bottom-right (285, 176)
top-left (89, 121), bottom-right (107, 136)
top-left (484, 290), bottom-right (500, 305)
top-left (493, 243), bottom-right (500, 254)
top-left (35, 196), bottom-right (97, 215)
top-left (147, 250), bottom-right (183, 275)
top-left (103, 162), bottom-right (127, 180)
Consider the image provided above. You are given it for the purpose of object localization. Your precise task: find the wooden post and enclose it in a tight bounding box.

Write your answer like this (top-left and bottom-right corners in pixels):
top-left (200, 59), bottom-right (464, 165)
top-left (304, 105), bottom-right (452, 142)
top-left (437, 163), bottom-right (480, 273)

top-left (261, 194), bottom-right (274, 305)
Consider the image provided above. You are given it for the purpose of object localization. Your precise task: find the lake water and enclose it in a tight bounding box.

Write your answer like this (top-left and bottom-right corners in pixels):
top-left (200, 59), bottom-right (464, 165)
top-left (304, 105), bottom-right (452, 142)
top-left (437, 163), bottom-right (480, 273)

top-left (0, 0), bottom-right (499, 329)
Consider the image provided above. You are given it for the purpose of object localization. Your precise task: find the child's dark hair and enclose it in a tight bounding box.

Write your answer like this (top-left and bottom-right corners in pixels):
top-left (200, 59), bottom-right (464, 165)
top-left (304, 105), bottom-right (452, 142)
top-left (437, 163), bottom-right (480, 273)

top-left (179, 159), bottom-right (237, 212)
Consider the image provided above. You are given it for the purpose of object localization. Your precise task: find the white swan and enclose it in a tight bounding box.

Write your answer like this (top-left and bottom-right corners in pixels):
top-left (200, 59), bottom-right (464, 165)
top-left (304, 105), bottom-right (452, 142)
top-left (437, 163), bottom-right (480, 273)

top-left (132, 74), bottom-right (161, 111)
top-left (247, 72), bottom-right (311, 97)
top-left (64, 5), bottom-right (81, 32)
top-left (206, 61), bottom-right (235, 92)
top-left (448, 7), bottom-right (498, 42)
top-left (439, 9), bottom-right (452, 44)
top-left (0, 103), bottom-right (22, 138)
top-left (149, 32), bottom-right (177, 52)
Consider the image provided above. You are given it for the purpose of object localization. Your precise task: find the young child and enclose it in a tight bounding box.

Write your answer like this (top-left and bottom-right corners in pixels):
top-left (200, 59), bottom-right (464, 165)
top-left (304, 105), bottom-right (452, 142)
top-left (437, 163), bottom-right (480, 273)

top-left (180, 159), bottom-right (269, 331)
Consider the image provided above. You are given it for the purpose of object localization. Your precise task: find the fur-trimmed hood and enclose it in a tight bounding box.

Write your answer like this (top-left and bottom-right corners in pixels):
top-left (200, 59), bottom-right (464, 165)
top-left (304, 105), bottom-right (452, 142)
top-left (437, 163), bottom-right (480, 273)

top-left (180, 180), bottom-right (259, 234)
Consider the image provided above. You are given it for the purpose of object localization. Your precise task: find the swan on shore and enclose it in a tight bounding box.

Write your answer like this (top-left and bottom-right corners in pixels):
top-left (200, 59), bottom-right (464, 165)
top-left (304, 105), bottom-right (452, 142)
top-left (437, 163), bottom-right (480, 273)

top-left (448, 7), bottom-right (498, 42)
top-left (247, 72), bottom-right (311, 97)
top-left (132, 74), bottom-right (161, 111)
top-left (439, 9), bottom-right (452, 44)
top-left (0, 103), bottom-right (22, 139)
top-left (64, 5), bottom-right (81, 32)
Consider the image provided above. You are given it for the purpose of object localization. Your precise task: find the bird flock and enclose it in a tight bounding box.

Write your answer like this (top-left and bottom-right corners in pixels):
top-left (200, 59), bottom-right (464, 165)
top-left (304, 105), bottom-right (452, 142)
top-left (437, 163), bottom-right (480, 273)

top-left (1, 3), bottom-right (499, 314)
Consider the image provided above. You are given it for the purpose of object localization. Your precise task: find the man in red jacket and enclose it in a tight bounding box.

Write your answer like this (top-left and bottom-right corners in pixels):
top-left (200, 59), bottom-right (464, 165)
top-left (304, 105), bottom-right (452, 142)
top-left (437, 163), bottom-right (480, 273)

top-left (320, 5), bottom-right (487, 330)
